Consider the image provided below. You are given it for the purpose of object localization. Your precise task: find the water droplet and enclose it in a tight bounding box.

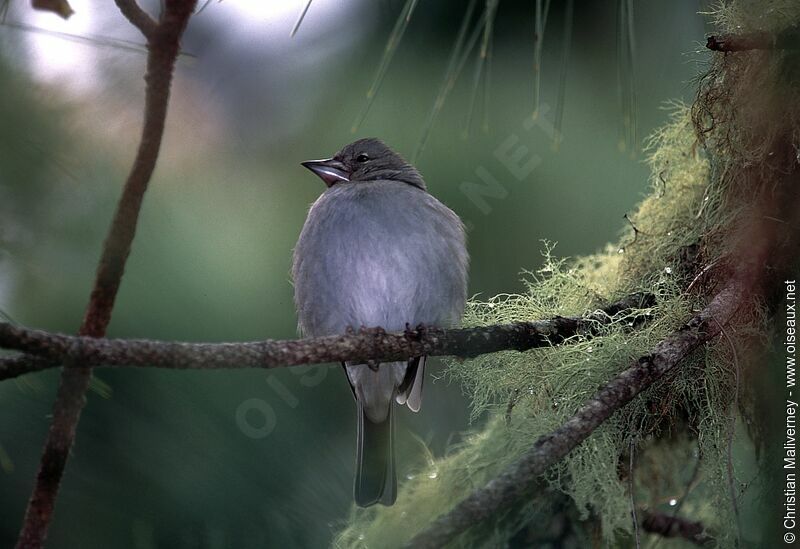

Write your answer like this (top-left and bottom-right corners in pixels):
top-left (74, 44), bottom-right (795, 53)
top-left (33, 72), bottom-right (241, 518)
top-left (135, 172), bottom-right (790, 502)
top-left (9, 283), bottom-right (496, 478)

top-left (428, 471), bottom-right (439, 479)
top-left (618, 248), bottom-right (625, 254)
top-left (406, 474), bottom-right (415, 481)
top-left (664, 267), bottom-right (673, 274)
top-left (587, 346), bottom-right (593, 353)
top-left (667, 231), bottom-right (672, 236)
top-left (358, 534), bottom-right (365, 541)
top-left (669, 498), bottom-right (678, 506)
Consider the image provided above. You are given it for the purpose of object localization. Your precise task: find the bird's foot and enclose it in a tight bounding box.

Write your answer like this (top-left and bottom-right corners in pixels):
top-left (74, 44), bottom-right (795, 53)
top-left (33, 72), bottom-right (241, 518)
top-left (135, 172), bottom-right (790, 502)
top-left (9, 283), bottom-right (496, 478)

top-left (404, 322), bottom-right (430, 340)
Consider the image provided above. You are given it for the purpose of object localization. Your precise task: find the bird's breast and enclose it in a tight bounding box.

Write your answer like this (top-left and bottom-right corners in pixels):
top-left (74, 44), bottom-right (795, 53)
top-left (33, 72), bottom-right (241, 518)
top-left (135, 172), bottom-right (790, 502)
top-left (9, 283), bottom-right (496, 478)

top-left (293, 181), bottom-right (467, 336)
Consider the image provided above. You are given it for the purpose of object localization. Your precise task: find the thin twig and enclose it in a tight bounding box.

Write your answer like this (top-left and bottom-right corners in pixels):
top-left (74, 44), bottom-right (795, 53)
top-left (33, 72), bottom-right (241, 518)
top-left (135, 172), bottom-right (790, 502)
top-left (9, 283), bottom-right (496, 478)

top-left (629, 437), bottom-right (641, 549)
top-left (405, 279), bottom-right (744, 548)
top-left (715, 318), bottom-right (742, 538)
top-left (113, 0), bottom-right (157, 39)
top-left (651, 446), bottom-right (703, 549)
top-left (15, 2), bottom-right (197, 547)
top-left (0, 293), bottom-right (654, 380)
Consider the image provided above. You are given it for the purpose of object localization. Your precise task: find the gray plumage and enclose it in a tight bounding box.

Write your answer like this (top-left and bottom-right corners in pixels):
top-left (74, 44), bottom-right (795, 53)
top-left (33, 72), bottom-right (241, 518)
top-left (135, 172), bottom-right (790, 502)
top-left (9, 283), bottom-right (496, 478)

top-left (292, 138), bottom-right (468, 507)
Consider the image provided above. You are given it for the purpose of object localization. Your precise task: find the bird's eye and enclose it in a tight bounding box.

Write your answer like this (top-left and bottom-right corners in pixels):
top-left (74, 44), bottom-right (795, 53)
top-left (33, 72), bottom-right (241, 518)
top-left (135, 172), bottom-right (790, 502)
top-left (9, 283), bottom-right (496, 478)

top-left (356, 153), bottom-right (370, 163)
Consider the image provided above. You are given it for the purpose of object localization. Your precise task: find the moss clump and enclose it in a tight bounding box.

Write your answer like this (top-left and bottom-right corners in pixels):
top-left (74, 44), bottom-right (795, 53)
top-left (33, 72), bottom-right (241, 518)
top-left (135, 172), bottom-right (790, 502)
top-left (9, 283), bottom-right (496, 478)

top-left (336, 105), bottom-right (735, 547)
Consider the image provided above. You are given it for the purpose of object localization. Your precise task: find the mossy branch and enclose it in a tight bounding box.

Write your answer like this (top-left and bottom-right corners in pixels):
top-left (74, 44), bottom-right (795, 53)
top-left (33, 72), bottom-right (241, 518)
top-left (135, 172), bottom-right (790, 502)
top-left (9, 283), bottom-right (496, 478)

top-left (0, 293), bottom-right (653, 379)
top-left (406, 278), bottom-right (745, 548)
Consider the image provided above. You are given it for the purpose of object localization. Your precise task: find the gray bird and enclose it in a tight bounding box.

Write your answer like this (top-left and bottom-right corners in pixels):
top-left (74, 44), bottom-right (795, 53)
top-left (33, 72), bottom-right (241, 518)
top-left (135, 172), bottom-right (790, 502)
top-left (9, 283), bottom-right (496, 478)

top-left (292, 138), bottom-right (468, 507)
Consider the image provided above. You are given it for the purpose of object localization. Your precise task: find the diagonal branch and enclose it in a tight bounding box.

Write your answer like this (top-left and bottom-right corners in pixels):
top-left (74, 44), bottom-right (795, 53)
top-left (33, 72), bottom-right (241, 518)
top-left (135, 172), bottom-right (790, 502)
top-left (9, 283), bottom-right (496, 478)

top-left (15, 2), bottom-right (197, 548)
top-left (0, 293), bottom-right (654, 380)
top-left (405, 278), bottom-right (745, 548)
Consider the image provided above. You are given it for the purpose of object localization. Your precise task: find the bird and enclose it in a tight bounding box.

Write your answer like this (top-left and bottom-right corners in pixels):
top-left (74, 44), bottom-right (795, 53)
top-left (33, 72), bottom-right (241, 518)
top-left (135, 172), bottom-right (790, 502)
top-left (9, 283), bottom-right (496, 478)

top-left (292, 138), bottom-right (468, 507)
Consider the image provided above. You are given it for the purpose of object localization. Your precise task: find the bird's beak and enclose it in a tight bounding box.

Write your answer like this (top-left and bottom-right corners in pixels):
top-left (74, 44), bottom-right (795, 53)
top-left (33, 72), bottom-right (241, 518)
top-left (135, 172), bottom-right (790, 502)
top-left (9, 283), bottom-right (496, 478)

top-left (301, 158), bottom-right (351, 187)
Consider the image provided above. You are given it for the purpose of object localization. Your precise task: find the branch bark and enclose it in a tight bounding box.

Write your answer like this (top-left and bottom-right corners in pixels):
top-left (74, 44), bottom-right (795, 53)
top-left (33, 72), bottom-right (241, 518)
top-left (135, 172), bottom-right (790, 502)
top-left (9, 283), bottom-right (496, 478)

top-left (15, 2), bottom-right (196, 547)
top-left (0, 293), bottom-right (653, 379)
top-left (405, 279), bottom-right (745, 548)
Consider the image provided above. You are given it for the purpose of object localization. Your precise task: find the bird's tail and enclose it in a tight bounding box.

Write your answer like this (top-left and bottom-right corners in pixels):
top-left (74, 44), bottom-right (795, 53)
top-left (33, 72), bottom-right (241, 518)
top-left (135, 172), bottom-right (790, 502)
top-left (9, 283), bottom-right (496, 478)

top-left (355, 401), bottom-right (396, 507)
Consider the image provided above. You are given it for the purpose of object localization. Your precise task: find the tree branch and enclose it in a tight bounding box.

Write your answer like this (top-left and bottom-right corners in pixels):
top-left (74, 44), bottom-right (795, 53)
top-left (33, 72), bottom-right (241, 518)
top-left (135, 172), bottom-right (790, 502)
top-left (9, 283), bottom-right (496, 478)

top-left (15, 2), bottom-right (197, 547)
top-left (405, 279), bottom-right (744, 548)
top-left (0, 293), bottom-right (654, 380)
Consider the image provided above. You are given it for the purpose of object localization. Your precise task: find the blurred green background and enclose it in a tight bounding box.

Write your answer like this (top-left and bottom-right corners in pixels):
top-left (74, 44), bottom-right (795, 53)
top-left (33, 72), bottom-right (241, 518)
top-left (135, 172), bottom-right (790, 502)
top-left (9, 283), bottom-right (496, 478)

top-left (0, 0), bottom-right (710, 547)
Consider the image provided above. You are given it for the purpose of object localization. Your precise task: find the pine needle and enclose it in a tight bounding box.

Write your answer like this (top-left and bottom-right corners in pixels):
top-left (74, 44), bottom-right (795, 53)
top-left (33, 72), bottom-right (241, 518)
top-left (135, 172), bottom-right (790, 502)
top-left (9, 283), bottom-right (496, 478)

top-left (532, 0), bottom-right (551, 119)
top-left (413, 0), bottom-right (486, 161)
top-left (0, 444), bottom-right (13, 473)
top-left (0, 20), bottom-right (196, 59)
top-left (195, 0), bottom-right (216, 16)
top-left (616, 0), bottom-right (638, 154)
top-left (553, 0), bottom-right (574, 150)
top-left (625, 0), bottom-right (638, 155)
top-left (290, 0), bottom-right (313, 38)
top-left (351, 0), bottom-right (421, 133)
top-left (482, 33), bottom-right (493, 133)
top-left (0, 305), bottom-right (17, 325)
top-left (463, 0), bottom-right (500, 138)
top-left (2, 21), bottom-right (145, 56)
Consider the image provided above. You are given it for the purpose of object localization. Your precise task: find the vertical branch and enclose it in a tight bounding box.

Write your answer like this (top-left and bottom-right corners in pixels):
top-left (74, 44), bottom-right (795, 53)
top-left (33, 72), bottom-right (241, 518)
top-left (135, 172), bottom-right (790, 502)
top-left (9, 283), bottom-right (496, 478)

top-left (15, 1), bottom-right (196, 547)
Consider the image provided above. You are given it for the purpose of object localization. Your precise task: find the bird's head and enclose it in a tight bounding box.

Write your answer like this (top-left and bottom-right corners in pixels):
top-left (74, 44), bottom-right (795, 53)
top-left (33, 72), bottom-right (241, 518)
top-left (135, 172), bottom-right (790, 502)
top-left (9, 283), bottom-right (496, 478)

top-left (301, 138), bottom-right (425, 190)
